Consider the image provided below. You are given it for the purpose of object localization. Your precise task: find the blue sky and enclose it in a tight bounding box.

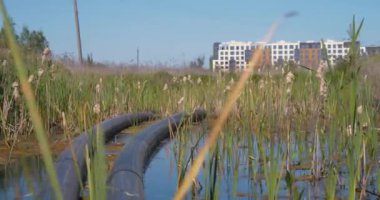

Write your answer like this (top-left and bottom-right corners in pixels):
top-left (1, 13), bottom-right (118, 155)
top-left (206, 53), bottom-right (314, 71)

top-left (3, 0), bottom-right (380, 66)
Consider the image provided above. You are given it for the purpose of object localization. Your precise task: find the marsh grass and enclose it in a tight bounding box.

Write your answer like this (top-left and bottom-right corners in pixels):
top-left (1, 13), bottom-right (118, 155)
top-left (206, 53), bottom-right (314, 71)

top-left (0, 4), bottom-right (379, 200)
top-left (0, 1), bottom-right (63, 199)
top-left (86, 125), bottom-right (107, 200)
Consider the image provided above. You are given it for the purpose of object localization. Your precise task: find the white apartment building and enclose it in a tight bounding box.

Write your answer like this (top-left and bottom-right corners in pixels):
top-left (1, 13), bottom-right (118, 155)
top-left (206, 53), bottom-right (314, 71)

top-left (323, 40), bottom-right (350, 64)
top-left (211, 40), bottom-right (366, 71)
top-left (212, 40), bottom-right (254, 71)
top-left (269, 40), bottom-right (299, 65)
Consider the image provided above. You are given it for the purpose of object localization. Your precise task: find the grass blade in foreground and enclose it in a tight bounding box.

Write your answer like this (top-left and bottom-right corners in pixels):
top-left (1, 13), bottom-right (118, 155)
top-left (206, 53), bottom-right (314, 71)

top-left (173, 12), bottom-right (298, 199)
top-left (0, 2), bottom-right (63, 200)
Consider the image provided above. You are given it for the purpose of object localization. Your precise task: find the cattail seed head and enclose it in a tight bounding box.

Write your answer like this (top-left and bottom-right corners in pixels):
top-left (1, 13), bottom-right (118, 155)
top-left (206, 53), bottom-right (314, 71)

top-left (38, 68), bottom-right (44, 77)
top-left (93, 103), bottom-right (101, 114)
top-left (346, 125), bottom-right (353, 136)
top-left (95, 83), bottom-right (101, 94)
top-left (137, 81), bottom-right (141, 89)
top-left (197, 77), bottom-right (202, 84)
top-left (357, 105), bottom-right (363, 115)
top-left (177, 96), bottom-right (184, 105)
top-left (286, 87), bottom-right (291, 94)
top-left (258, 80), bottom-right (265, 90)
top-left (319, 78), bottom-right (328, 98)
top-left (286, 72), bottom-right (295, 84)
top-left (28, 75), bottom-right (34, 83)
top-left (12, 81), bottom-right (19, 88)
top-left (61, 112), bottom-right (67, 128)
top-left (163, 83), bottom-right (168, 91)
top-left (13, 87), bottom-right (20, 100)
top-left (2, 60), bottom-right (7, 67)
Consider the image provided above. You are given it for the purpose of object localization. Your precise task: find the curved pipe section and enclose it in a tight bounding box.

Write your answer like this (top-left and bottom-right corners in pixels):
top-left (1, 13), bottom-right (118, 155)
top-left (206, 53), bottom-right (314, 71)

top-left (107, 109), bottom-right (206, 200)
top-left (41, 112), bottom-right (154, 200)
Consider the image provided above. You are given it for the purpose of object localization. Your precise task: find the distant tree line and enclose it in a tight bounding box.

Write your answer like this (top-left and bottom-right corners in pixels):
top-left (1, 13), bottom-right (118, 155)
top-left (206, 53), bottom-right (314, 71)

top-left (0, 21), bottom-right (49, 56)
top-left (189, 56), bottom-right (205, 69)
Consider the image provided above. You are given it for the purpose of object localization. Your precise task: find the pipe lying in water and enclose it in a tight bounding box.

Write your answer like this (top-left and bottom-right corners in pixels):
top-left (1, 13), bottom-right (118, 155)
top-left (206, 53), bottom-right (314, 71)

top-left (107, 109), bottom-right (206, 200)
top-left (41, 112), bottom-right (154, 200)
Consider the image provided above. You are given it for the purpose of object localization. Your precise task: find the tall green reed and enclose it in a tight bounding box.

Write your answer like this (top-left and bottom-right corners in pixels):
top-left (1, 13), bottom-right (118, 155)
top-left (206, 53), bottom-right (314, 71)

top-left (0, 2), bottom-right (63, 199)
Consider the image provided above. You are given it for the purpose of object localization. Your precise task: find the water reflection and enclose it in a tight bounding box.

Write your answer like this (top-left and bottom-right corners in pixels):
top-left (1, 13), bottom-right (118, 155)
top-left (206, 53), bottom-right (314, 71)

top-left (0, 156), bottom-right (44, 200)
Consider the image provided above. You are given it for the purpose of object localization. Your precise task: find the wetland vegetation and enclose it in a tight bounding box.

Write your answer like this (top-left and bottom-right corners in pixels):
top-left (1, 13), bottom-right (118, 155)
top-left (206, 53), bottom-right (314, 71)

top-left (0, 3), bottom-right (379, 200)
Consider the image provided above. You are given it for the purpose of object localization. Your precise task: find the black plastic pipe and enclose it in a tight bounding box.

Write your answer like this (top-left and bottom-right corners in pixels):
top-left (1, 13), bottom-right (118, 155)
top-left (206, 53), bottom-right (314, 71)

top-left (107, 109), bottom-right (206, 200)
top-left (41, 112), bottom-right (154, 200)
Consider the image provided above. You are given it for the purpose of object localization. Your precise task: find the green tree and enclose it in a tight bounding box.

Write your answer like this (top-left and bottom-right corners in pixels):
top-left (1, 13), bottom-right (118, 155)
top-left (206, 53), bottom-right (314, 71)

top-left (189, 56), bottom-right (205, 69)
top-left (0, 18), bottom-right (16, 49)
top-left (19, 26), bottom-right (49, 54)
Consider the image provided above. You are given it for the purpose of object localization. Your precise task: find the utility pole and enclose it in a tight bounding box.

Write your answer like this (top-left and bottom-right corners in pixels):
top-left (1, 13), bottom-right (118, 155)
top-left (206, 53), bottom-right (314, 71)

top-left (137, 48), bottom-right (139, 67)
top-left (73, 0), bottom-right (83, 64)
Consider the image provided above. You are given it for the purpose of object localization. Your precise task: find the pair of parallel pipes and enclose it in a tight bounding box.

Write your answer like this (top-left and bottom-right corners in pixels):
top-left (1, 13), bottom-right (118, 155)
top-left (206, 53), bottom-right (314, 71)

top-left (41, 109), bottom-right (206, 200)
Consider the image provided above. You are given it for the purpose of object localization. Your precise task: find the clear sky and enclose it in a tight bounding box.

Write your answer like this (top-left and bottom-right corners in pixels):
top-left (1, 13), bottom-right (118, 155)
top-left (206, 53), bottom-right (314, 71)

top-left (3, 0), bottom-right (380, 67)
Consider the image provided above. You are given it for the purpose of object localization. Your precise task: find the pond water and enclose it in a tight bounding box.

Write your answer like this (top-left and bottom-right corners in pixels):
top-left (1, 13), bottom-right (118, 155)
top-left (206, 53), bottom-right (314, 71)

top-left (0, 156), bottom-right (45, 199)
top-left (144, 127), bottom-right (380, 199)
top-left (0, 127), bottom-right (379, 199)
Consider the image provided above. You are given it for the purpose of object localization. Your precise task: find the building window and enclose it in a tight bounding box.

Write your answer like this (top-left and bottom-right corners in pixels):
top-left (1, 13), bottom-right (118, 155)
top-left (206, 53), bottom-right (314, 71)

top-left (279, 51), bottom-right (283, 54)
top-left (274, 56), bottom-right (277, 59)
top-left (333, 50), bottom-right (336, 53)
top-left (289, 50), bottom-right (294, 54)
top-left (231, 52), bottom-right (235, 55)
top-left (328, 45), bottom-right (331, 48)
top-left (338, 44), bottom-right (343, 48)
top-left (236, 46), bottom-right (240, 50)
top-left (230, 46), bottom-right (235, 50)
top-left (328, 50), bottom-right (331, 53)
top-left (221, 47), bottom-right (225, 50)
top-left (338, 50), bottom-right (342, 53)
top-left (225, 62), bottom-right (228, 64)
top-left (284, 45), bottom-right (288, 49)
top-left (221, 52), bottom-right (224, 55)
top-left (279, 45), bottom-right (283, 49)
top-left (273, 51), bottom-right (277, 54)
top-left (241, 56), bottom-right (244, 60)
top-left (284, 51), bottom-right (288, 54)
top-left (273, 46), bottom-right (277, 49)
top-left (289, 45), bottom-right (294, 49)
top-left (333, 44), bottom-right (336, 48)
